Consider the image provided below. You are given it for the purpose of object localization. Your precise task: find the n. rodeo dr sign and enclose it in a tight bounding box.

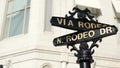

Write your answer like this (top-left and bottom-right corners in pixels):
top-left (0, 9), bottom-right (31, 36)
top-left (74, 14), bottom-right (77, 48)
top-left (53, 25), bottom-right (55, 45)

top-left (53, 26), bottom-right (117, 46)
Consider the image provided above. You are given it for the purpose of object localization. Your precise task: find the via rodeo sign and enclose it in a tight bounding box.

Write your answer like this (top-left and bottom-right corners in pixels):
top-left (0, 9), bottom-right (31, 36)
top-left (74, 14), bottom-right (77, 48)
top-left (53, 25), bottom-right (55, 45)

top-left (50, 7), bottom-right (118, 46)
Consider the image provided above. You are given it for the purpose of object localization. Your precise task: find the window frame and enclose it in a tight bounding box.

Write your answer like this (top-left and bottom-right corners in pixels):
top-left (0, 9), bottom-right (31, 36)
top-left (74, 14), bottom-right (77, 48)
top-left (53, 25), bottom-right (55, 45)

top-left (44, 0), bottom-right (53, 31)
top-left (1, 0), bottom-right (30, 39)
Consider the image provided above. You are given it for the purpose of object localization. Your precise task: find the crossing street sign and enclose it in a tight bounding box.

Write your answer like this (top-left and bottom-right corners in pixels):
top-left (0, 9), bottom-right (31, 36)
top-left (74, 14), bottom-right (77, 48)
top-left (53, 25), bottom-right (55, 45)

top-left (50, 7), bottom-right (118, 47)
top-left (53, 26), bottom-right (118, 46)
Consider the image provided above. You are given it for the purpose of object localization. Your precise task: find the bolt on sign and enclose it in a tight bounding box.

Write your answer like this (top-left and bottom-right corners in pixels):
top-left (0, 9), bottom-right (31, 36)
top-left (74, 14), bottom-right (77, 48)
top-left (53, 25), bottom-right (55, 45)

top-left (50, 7), bottom-right (118, 46)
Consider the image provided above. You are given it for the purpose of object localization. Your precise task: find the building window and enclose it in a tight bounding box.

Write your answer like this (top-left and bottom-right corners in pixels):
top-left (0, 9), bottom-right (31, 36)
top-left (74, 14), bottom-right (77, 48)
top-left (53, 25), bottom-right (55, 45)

top-left (44, 0), bottom-right (52, 31)
top-left (2, 0), bottom-right (31, 39)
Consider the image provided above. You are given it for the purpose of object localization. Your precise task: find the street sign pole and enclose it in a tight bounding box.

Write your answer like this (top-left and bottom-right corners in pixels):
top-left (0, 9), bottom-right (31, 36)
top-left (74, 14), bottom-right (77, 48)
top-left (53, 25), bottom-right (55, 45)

top-left (78, 42), bottom-right (92, 68)
top-left (50, 6), bottom-right (118, 68)
top-left (80, 62), bottom-right (91, 68)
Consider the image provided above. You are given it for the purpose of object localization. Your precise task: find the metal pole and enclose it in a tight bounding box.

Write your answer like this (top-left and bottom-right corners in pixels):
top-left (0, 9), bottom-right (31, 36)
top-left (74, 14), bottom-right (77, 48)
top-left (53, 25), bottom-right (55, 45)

top-left (80, 61), bottom-right (91, 68)
top-left (75, 42), bottom-right (93, 68)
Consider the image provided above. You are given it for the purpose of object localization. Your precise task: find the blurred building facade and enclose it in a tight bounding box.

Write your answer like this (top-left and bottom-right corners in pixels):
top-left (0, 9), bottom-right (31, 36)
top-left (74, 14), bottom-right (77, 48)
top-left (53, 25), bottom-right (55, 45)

top-left (0, 0), bottom-right (120, 68)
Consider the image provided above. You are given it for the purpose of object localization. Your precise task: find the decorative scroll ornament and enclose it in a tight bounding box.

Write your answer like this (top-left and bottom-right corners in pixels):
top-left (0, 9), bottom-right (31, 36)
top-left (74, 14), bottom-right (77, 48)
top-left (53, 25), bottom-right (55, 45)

top-left (65, 6), bottom-right (98, 23)
top-left (67, 41), bottom-right (101, 63)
